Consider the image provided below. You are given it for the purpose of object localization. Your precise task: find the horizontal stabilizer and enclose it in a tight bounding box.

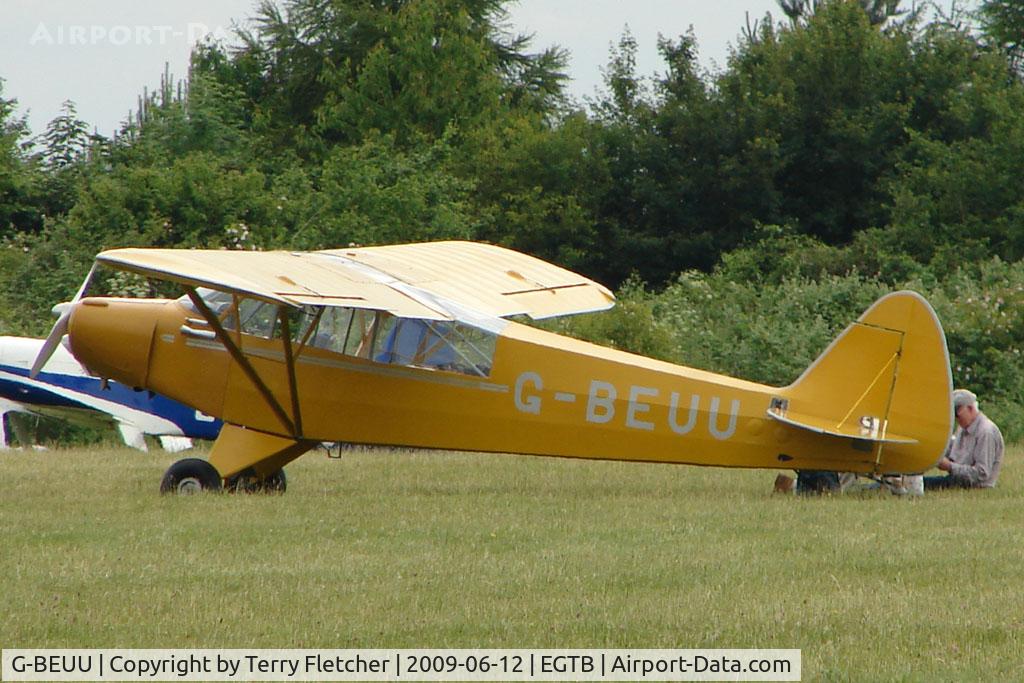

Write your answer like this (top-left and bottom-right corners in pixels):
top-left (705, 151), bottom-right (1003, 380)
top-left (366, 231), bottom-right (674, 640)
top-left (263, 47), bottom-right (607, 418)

top-left (766, 407), bottom-right (918, 444)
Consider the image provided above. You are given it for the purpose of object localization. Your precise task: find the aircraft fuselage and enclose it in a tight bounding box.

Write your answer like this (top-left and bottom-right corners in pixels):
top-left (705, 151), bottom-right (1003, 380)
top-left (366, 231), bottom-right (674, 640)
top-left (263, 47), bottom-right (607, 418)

top-left (66, 294), bottom-right (949, 479)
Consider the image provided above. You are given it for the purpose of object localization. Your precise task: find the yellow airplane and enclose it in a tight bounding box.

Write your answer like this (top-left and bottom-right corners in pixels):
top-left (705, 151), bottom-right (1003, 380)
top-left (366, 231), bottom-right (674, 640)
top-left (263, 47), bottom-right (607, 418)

top-left (31, 241), bottom-right (953, 493)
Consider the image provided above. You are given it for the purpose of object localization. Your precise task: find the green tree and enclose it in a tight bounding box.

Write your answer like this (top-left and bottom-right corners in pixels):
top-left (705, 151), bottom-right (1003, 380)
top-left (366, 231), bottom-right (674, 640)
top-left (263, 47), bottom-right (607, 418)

top-left (574, 0), bottom-right (1024, 287)
top-left (978, 0), bottom-right (1024, 74)
top-left (109, 66), bottom-right (253, 168)
top-left (315, 0), bottom-right (507, 146)
top-left (66, 151), bottom-right (273, 250)
top-left (777, 0), bottom-right (910, 26)
top-left (457, 110), bottom-right (606, 274)
top-left (883, 15), bottom-right (1024, 263)
top-left (37, 100), bottom-right (92, 216)
top-left (199, 0), bottom-right (569, 151)
top-left (583, 31), bottom-right (730, 285)
top-left (41, 100), bottom-right (89, 170)
top-left (0, 79), bottom-right (41, 235)
top-left (720, 1), bottom-right (916, 244)
top-left (576, 2), bottom-right (937, 286)
top-left (288, 133), bottom-right (478, 248)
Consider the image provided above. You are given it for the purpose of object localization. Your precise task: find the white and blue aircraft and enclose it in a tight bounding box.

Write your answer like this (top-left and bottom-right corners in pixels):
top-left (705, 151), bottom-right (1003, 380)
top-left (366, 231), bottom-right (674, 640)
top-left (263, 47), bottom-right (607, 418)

top-left (0, 335), bottom-right (221, 450)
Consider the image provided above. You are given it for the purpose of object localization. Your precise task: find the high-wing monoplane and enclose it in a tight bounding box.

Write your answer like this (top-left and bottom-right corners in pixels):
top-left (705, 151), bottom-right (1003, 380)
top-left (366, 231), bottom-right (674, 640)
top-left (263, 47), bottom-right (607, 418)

top-left (2, 335), bottom-right (221, 450)
top-left (31, 241), bottom-right (953, 493)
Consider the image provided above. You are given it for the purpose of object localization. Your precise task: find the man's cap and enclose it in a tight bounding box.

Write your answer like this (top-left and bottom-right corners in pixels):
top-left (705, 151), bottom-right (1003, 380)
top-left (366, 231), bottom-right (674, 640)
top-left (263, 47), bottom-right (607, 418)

top-left (953, 389), bottom-right (977, 410)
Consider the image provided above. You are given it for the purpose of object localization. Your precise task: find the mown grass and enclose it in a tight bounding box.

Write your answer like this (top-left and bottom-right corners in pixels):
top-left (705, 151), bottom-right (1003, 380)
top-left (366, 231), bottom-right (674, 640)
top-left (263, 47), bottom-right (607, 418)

top-left (1, 445), bottom-right (1022, 680)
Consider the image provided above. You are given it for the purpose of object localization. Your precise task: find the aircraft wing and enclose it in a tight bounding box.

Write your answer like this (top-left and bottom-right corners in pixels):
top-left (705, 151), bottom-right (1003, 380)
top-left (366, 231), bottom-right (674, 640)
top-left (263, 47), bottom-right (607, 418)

top-left (325, 241), bottom-right (615, 319)
top-left (117, 422), bottom-right (148, 451)
top-left (96, 241), bottom-right (615, 320)
top-left (159, 435), bottom-right (194, 453)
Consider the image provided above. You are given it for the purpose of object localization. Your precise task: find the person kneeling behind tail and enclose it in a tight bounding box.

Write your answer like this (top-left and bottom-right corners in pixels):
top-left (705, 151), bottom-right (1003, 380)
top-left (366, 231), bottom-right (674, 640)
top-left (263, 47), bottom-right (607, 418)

top-left (924, 389), bottom-right (1004, 490)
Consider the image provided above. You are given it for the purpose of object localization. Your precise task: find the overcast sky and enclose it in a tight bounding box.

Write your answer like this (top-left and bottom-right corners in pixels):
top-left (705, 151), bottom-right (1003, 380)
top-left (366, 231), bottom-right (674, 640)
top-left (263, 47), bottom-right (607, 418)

top-left (1, 0), bottom-right (786, 137)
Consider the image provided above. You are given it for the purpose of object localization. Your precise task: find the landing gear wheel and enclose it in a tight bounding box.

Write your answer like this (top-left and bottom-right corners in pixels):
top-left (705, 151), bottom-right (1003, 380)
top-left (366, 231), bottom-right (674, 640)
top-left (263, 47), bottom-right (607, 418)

top-left (226, 468), bottom-right (287, 494)
top-left (262, 469), bottom-right (287, 493)
top-left (160, 458), bottom-right (222, 494)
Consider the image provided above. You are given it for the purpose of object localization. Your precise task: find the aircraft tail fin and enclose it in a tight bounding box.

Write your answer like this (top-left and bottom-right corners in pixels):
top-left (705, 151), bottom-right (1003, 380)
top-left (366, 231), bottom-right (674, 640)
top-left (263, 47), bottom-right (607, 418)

top-left (768, 291), bottom-right (953, 474)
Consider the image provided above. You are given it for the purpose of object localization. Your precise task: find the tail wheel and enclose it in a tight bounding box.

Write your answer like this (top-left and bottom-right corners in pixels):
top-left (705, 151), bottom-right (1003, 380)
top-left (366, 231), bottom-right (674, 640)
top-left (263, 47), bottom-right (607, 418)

top-left (227, 468), bottom-right (287, 494)
top-left (160, 458), bottom-right (222, 494)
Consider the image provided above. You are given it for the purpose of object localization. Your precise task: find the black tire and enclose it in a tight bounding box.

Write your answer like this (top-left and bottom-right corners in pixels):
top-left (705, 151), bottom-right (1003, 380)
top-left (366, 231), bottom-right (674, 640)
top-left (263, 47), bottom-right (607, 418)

top-left (226, 468), bottom-right (287, 494)
top-left (262, 469), bottom-right (286, 493)
top-left (160, 458), bottom-right (222, 494)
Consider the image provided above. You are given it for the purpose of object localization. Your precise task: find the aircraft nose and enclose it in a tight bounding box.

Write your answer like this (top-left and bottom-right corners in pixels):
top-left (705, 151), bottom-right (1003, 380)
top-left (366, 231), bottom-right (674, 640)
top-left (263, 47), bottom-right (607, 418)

top-left (67, 298), bottom-right (161, 389)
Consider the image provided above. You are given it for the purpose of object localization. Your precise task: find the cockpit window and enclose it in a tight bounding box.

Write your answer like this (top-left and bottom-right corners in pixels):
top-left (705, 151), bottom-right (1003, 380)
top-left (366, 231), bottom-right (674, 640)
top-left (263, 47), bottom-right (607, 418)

top-left (307, 308), bottom-right (497, 377)
top-left (179, 288), bottom-right (232, 316)
top-left (306, 307), bottom-right (352, 353)
top-left (179, 290), bottom-right (497, 377)
top-left (239, 298), bottom-right (276, 338)
top-left (374, 318), bottom-right (495, 376)
top-left (178, 288), bottom-right (237, 329)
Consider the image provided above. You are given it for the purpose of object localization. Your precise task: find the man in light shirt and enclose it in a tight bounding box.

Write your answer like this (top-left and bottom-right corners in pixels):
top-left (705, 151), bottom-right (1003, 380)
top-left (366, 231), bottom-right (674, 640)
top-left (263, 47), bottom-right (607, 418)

top-left (924, 389), bottom-right (1004, 490)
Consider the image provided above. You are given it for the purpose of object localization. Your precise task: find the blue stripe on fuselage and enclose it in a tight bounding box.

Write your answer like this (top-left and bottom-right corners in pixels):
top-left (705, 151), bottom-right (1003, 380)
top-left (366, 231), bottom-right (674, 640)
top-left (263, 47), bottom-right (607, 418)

top-left (0, 364), bottom-right (221, 439)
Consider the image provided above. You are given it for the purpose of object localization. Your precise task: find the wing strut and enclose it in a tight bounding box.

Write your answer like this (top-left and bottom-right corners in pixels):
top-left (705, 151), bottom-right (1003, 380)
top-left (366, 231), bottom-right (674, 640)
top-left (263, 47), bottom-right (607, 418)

top-left (186, 288), bottom-right (297, 437)
top-left (277, 309), bottom-right (303, 438)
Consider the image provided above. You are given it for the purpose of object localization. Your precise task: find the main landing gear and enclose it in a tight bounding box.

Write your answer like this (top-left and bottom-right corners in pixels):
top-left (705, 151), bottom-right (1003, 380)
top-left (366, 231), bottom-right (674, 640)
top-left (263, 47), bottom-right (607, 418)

top-left (226, 467), bottom-right (287, 493)
top-left (161, 424), bottom-right (313, 495)
top-left (159, 458), bottom-right (286, 494)
top-left (159, 458), bottom-right (222, 494)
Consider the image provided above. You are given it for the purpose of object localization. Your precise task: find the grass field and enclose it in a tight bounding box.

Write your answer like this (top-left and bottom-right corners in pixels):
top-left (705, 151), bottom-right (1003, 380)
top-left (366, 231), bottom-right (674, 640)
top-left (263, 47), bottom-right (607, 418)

top-left (1, 444), bottom-right (1021, 680)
